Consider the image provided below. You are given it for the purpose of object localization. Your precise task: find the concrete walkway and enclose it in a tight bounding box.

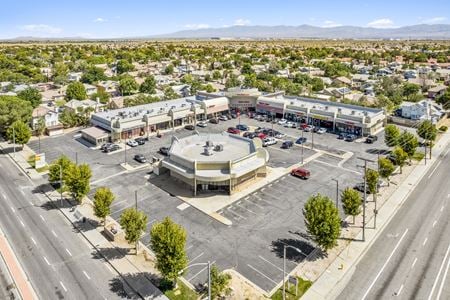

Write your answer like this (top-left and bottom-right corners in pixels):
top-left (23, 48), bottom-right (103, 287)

top-left (301, 130), bottom-right (450, 300)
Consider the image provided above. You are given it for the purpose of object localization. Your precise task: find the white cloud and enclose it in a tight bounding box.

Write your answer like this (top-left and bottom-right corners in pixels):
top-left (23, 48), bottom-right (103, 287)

top-left (20, 24), bottom-right (62, 34)
top-left (94, 17), bottom-right (107, 23)
top-left (184, 23), bottom-right (210, 29)
top-left (234, 18), bottom-right (251, 26)
top-left (322, 20), bottom-right (342, 28)
top-left (367, 18), bottom-right (395, 28)
top-left (423, 16), bottom-right (447, 24)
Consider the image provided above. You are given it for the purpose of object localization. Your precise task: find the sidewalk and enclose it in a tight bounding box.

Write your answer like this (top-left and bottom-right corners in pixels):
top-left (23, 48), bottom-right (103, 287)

top-left (300, 130), bottom-right (450, 300)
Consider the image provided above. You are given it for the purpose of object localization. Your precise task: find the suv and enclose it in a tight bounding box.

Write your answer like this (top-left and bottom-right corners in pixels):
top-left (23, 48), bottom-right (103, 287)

top-left (101, 143), bottom-right (113, 151)
top-left (134, 154), bottom-right (147, 163)
top-left (236, 124), bottom-right (249, 131)
top-left (281, 140), bottom-right (294, 149)
top-left (278, 119), bottom-right (287, 125)
top-left (291, 167), bottom-right (310, 179)
top-left (296, 137), bottom-right (307, 144)
top-left (159, 146), bottom-right (170, 156)
top-left (127, 140), bottom-right (138, 147)
top-left (197, 121), bottom-right (208, 127)
top-left (365, 135), bottom-right (378, 144)
top-left (135, 137), bottom-right (146, 145)
top-left (104, 144), bottom-right (120, 153)
top-left (345, 134), bottom-right (357, 142)
top-left (316, 127), bottom-right (327, 134)
top-left (209, 118), bottom-right (219, 124)
top-left (262, 137), bottom-right (277, 147)
top-left (184, 124), bottom-right (195, 130)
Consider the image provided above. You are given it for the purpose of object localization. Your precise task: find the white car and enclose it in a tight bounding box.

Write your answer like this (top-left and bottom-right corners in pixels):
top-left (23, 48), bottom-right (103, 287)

top-left (275, 132), bottom-right (286, 139)
top-left (316, 127), bottom-right (327, 134)
top-left (277, 119), bottom-right (287, 125)
top-left (219, 115), bottom-right (228, 121)
top-left (262, 137), bottom-right (277, 147)
top-left (127, 140), bottom-right (138, 147)
top-left (197, 121), bottom-right (208, 128)
top-left (284, 121), bottom-right (295, 128)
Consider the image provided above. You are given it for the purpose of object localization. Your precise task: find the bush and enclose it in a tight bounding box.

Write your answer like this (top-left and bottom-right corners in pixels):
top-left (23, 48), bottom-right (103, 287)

top-left (439, 125), bottom-right (448, 132)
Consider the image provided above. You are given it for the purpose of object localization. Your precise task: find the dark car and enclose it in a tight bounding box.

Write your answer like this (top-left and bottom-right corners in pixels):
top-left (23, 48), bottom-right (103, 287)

top-left (134, 154), bottom-right (147, 163)
top-left (184, 124), bottom-right (195, 130)
top-left (236, 124), bottom-right (249, 131)
top-left (281, 140), bottom-right (294, 149)
top-left (338, 132), bottom-right (346, 139)
top-left (296, 137), bottom-right (307, 144)
top-left (231, 113), bottom-right (238, 119)
top-left (353, 181), bottom-right (382, 194)
top-left (345, 134), bottom-right (357, 142)
top-left (365, 135), bottom-right (378, 144)
top-left (209, 118), bottom-right (219, 124)
top-left (135, 137), bottom-right (146, 145)
top-left (243, 132), bottom-right (257, 139)
top-left (159, 146), bottom-right (170, 156)
top-left (104, 144), bottom-right (120, 153)
top-left (227, 127), bottom-right (240, 134)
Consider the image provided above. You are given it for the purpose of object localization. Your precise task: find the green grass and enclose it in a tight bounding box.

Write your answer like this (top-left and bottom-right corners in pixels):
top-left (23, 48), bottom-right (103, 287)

top-left (271, 277), bottom-right (312, 300)
top-left (412, 152), bottom-right (425, 161)
top-left (164, 279), bottom-right (199, 300)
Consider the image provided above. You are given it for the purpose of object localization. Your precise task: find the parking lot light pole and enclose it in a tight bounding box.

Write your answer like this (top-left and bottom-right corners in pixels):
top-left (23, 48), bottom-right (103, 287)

top-left (135, 190), bottom-right (138, 211)
top-left (283, 245), bottom-right (305, 300)
top-left (357, 157), bottom-right (374, 242)
top-left (178, 261), bottom-right (212, 300)
top-left (332, 178), bottom-right (339, 208)
top-left (12, 126), bottom-right (16, 156)
top-left (301, 129), bottom-right (304, 165)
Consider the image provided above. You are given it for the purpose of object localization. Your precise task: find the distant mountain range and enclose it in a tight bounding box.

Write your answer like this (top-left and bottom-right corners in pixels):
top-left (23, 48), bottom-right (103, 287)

top-left (3, 24), bottom-right (450, 41)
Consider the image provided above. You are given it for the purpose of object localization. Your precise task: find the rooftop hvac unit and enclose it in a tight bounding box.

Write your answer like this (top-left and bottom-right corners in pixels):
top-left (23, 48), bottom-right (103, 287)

top-left (351, 110), bottom-right (356, 115)
top-left (203, 147), bottom-right (213, 156)
top-left (214, 144), bottom-right (223, 152)
top-left (206, 140), bottom-right (214, 147)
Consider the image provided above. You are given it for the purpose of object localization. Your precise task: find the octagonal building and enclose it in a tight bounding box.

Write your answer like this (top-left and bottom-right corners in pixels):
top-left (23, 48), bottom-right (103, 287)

top-left (158, 132), bottom-right (269, 195)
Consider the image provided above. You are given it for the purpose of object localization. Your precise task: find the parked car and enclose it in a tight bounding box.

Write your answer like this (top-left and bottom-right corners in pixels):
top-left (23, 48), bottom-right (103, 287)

top-left (236, 124), bottom-right (249, 131)
top-left (219, 115), bottom-right (228, 121)
top-left (299, 123), bottom-right (309, 130)
top-left (184, 124), bottom-right (195, 130)
top-left (315, 127), bottom-right (327, 134)
top-left (101, 143), bottom-right (113, 151)
top-left (275, 132), bottom-right (286, 139)
top-left (243, 132), bottom-right (257, 139)
top-left (127, 140), bottom-right (138, 147)
top-left (134, 154), bottom-right (147, 163)
top-left (277, 119), bottom-right (287, 125)
top-left (256, 132), bottom-right (267, 139)
top-left (159, 146), bottom-right (170, 156)
top-left (365, 135), bottom-right (378, 144)
top-left (231, 113), bottom-right (238, 119)
top-left (262, 137), bottom-right (277, 147)
top-left (135, 137), bottom-right (146, 145)
top-left (209, 118), bottom-right (219, 124)
top-left (338, 132), bottom-right (346, 139)
top-left (303, 125), bottom-right (314, 132)
top-left (291, 167), bottom-right (310, 179)
top-left (227, 127), bottom-right (240, 134)
top-left (284, 121), bottom-right (296, 128)
top-left (353, 181), bottom-right (382, 193)
top-left (296, 137), bottom-right (307, 144)
top-left (197, 121), bottom-right (208, 128)
top-left (281, 140), bottom-right (294, 149)
top-left (104, 144), bottom-right (120, 153)
top-left (345, 134), bottom-right (357, 142)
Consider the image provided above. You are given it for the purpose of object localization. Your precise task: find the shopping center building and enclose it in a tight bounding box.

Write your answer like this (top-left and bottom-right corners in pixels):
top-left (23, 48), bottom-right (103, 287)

top-left (158, 132), bottom-right (269, 195)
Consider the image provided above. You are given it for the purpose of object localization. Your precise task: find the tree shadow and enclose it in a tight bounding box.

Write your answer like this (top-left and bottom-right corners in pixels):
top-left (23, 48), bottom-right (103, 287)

top-left (366, 148), bottom-right (390, 155)
top-left (271, 238), bottom-right (316, 263)
top-left (0, 145), bottom-right (24, 155)
top-left (71, 217), bottom-right (99, 232)
top-left (109, 272), bottom-right (164, 299)
top-left (92, 247), bottom-right (130, 261)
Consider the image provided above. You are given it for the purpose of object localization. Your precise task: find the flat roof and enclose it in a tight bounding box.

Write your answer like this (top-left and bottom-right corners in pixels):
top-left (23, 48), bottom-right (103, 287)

top-left (170, 132), bottom-right (255, 162)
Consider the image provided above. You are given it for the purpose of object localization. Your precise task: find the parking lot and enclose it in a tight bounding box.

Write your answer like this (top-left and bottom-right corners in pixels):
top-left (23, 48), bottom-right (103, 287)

top-left (29, 114), bottom-right (390, 293)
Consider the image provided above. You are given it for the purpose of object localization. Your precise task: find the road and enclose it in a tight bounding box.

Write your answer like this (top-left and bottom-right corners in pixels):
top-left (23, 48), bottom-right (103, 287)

top-left (339, 147), bottom-right (450, 300)
top-left (0, 154), bottom-right (127, 299)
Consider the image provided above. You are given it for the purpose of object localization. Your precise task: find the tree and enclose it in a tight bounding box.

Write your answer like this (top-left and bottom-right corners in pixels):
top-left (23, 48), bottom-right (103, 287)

top-left (6, 120), bottom-right (31, 147)
top-left (225, 74), bottom-right (241, 89)
top-left (341, 188), bottom-right (362, 223)
top-left (164, 64), bottom-right (174, 75)
top-left (150, 217), bottom-right (187, 284)
top-left (0, 96), bottom-right (33, 133)
top-left (66, 82), bottom-right (87, 100)
top-left (120, 208), bottom-right (147, 252)
top-left (163, 86), bottom-right (178, 100)
top-left (241, 63), bottom-right (254, 75)
top-left (392, 146), bottom-right (408, 174)
top-left (378, 157), bottom-right (395, 186)
top-left (65, 163), bottom-right (92, 204)
top-left (93, 187), bottom-right (115, 228)
top-left (398, 131), bottom-right (418, 160)
top-left (17, 87), bottom-right (42, 108)
top-left (81, 67), bottom-right (106, 84)
top-left (365, 168), bottom-right (379, 202)
top-left (90, 89), bottom-right (110, 104)
top-left (35, 116), bottom-right (46, 137)
top-left (303, 193), bottom-right (341, 251)
top-left (402, 83), bottom-right (420, 101)
top-left (119, 75), bottom-right (138, 96)
top-left (210, 265), bottom-right (232, 299)
top-left (384, 124), bottom-right (400, 147)
top-left (139, 75), bottom-right (156, 94)
top-left (48, 155), bottom-right (74, 184)
top-left (116, 59), bottom-right (134, 74)
top-left (417, 120), bottom-right (437, 158)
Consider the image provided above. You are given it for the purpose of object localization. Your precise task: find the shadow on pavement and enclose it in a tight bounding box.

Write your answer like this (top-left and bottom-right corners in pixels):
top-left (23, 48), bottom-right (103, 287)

top-left (271, 238), bottom-right (316, 262)
top-left (92, 247), bottom-right (130, 261)
top-left (109, 272), bottom-right (163, 299)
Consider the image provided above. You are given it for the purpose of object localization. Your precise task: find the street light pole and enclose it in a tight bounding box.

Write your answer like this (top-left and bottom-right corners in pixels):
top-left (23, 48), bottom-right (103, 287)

top-left (332, 179), bottom-right (339, 208)
top-left (12, 127), bottom-right (16, 156)
top-left (357, 157), bottom-right (374, 242)
top-left (283, 244), bottom-right (305, 300)
top-left (301, 129), bottom-right (304, 165)
top-left (59, 164), bottom-right (63, 206)
top-left (135, 190), bottom-right (138, 211)
top-left (179, 262), bottom-right (212, 300)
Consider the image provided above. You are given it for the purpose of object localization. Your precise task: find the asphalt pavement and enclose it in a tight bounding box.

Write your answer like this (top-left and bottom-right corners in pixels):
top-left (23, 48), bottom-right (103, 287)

top-left (338, 146), bottom-right (450, 300)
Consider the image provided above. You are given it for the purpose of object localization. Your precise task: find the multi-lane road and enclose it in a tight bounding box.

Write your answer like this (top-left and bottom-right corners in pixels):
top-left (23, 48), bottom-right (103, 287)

top-left (0, 154), bottom-right (128, 299)
top-left (339, 147), bottom-right (450, 300)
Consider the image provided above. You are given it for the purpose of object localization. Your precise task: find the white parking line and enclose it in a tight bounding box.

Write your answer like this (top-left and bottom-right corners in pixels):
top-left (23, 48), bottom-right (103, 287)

top-left (19, 220), bottom-right (25, 227)
top-left (258, 255), bottom-right (284, 272)
top-left (10, 206), bottom-right (15, 213)
top-left (423, 238), bottom-right (428, 246)
top-left (247, 264), bottom-right (277, 285)
top-left (411, 257), bottom-right (418, 269)
top-left (187, 260), bottom-right (216, 281)
top-left (2, 193), bottom-right (6, 199)
top-left (83, 271), bottom-right (91, 280)
top-left (314, 159), bottom-right (362, 175)
top-left (432, 220), bottom-right (437, 228)
top-left (396, 284), bottom-right (404, 296)
top-left (65, 248), bottom-right (72, 257)
top-left (43, 256), bottom-right (50, 265)
top-left (237, 204), bottom-right (258, 215)
top-left (39, 215), bottom-right (45, 221)
top-left (51, 230), bottom-right (58, 237)
top-left (440, 206), bottom-right (444, 212)
top-left (31, 237), bottom-right (37, 245)
top-left (186, 245), bottom-right (193, 251)
top-left (189, 252), bottom-right (204, 263)
top-left (20, 190), bottom-right (25, 196)
top-left (428, 161), bottom-right (441, 179)
top-left (241, 197), bottom-right (265, 209)
top-left (59, 281), bottom-right (67, 292)
top-left (226, 207), bottom-right (247, 220)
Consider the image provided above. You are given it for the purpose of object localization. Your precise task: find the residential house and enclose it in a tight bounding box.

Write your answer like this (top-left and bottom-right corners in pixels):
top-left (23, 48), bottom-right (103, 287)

top-left (64, 99), bottom-right (105, 114)
top-left (83, 83), bottom-right (97, 96)
top-left (171, 84), bottom-right (191, 97)
top-left (400, 99), bottom-right (445, 123)
top-left (351, 74), bottom-right (370, 88)
top-left (31, 106), bottom-right (63, 136)
top-left (333, 76), bottom-right (352, 87)
top-left (68, 72), bottom-right (82, 82)
top-left (428, 85), bottom-right (448, 99)
top-left (97, 80), bottom-right (119, 96)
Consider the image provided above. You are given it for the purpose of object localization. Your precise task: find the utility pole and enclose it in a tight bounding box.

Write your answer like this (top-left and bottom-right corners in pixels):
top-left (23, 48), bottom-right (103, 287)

top-left (75, 152), bottom-right (78, 165)
top-left (424, 142), bottom-right (427, 165)
top-left (124, 137), bottom-right (127, 165)
top-left (301, 129), bottom-right (304, 164)
top-left (135, 190), bottom-right (138, 211)
top-left (357, 157), bottom-right (374, 242)
top-left (12, 127), bottom-right (16, 156)
top-left (311, 126), bottom-right (314, 150)
top-left (59, 164), bottom-right (63, 207)
top-left (332, 179), bottom-right (339, 208)
top-left (207, 261), bottom-right (211, 300)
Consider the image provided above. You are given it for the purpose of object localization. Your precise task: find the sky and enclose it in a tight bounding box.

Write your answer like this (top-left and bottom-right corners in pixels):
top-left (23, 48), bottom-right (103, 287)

top-left (1, 0), bottom-right (449, 39)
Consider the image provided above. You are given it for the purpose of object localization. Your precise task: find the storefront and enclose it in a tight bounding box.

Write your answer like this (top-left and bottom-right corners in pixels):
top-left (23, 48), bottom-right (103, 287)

top-left (335, 119), bottom-right (363, 136)
top-left (285, 109), bottom-right (308, 123)
top-left (309, 114), bottom-right (335, 129)
top-left (256, 97), bottom-right (286, 118)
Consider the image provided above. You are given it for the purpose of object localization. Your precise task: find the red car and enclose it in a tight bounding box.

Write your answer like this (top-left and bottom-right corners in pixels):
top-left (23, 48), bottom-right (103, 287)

top-left (256, 132), bottom-right (267, 139)
top-left (291, 167), bottom-right (310, 179)
top-left (299, 123), bottom-right (309, 130)
top-left (227, 127), bottom-right (240, 134)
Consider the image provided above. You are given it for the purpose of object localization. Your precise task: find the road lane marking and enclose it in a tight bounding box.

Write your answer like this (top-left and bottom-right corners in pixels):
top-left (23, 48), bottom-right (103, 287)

top-left (427, 244), bottom-right (450, 300)
top-left (10, 206), bottom-right (15, 213)
top-left (19, 220), bottom-right (25, 227)
top-left (440, 206), bottom-right (444, 212)
top-left (411, 257), bottom-right (418, 269)
top-left (361, 228), bottom-right (409, 300)
top-left (432, 220), bottom-right (437, 228)
top-left (83, 271), bottom-right (91, 280)
top-left (189, 252), bottom-right (204, 263)
top-left (258, 255), bottom-right (284, 272)
top-left (247, 264), bottom-right (277, 285)
top-left (65, 248), bottom-right (72, 256)
top-left (39, 215), bottom-right (45, 221)
top-left (31, 237), bottom-right (37, 245)
top-left (396, 284), bottom-right (404, 296)
top-left (20, 190), bottom-right (25, 196)
top-left (423, 238), bottom-right (428, 246)
top-left (51, 230), bottom-right (58, 237)
top-left (428, 161), bottom-right (441, 179)
top-left (43, 256), bottom-right (50, 265)
top-left (2, 193), bottom-right (6, 199)
top-left (436, 248), bottom-right (450, 300)
top-left (59, 281), bottom-right (67, 292)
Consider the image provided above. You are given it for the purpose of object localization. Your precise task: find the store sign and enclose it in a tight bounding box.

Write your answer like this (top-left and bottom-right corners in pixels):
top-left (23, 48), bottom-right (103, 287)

top-left (35, 153), bottom-right (46, 169)
top-left (312, 114), bottom-right (332, 121)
